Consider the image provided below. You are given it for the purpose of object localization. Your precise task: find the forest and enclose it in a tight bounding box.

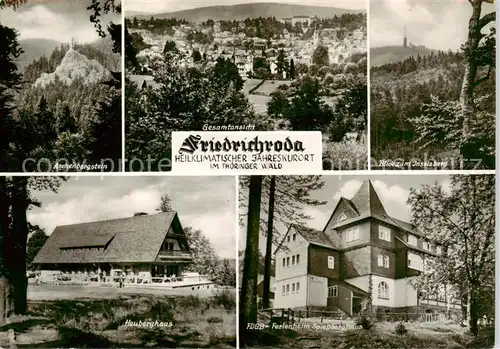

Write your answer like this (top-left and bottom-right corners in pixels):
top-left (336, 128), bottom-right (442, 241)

top-left (125, 12), bottom-right (366, 42)
top-left (0, 24), bottom-right (122, 172)
top-left (371, 25), bottom-right (495, 169)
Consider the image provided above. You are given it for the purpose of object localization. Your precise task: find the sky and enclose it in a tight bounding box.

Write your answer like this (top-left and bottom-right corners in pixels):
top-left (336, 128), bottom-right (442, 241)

top-left (239, 175), bottom-right (452, 252)
top-left (370, 0), bottom-right (496, 50)
top-left (0, 0), bottom-right (120, 43)
top-left (28, 176), bottom-right (237, 259)
top-left (124, 0), bottom-right (366, 15)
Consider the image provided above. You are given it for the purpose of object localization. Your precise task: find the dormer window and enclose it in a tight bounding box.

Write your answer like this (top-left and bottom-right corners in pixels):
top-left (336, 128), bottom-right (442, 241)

top-left (408, 234), bottom-right (417, 246)
top-left (337, 213), bottom-right (347, 222)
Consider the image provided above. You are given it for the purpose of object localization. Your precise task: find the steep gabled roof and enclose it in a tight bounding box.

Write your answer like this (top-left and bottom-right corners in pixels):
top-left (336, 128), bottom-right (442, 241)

top-left (350, 180), bottom-right (387, 217)
top-left (323, 180), bottom-right (421, 236)
top-left (33, 212), bottom-right (187, 264)
top-left (294, 225), bottom-right (335, 249)
top-left (275, 224), bottom-right (335, 254)
top-left (128, 74), bottom-right (154, 89)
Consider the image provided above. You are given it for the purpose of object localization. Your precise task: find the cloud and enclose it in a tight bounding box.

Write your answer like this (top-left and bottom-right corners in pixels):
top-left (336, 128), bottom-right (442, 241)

top-left (28, 177), bottom-right (236, 259)
top-left (370, 180), bottom-right (411, 221)
top-left (125, 0), bottom-right (366, 14)
top-left (0, 3), bottom-right (118, 43)
top-left (370, 0), bottom-right (489, 50)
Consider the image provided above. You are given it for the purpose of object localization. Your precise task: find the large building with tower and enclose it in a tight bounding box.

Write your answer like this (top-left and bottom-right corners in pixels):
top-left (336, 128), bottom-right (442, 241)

top-left (273, 180), bottom-right (462, 319)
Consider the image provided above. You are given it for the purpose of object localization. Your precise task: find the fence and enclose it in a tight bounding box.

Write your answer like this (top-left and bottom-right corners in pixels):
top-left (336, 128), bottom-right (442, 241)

top-left (35, 272), bottom-right (211, 286)
top-left (260, 308), bottom-right (348, 323)
top-left (260, 308), bottom-right (295, 324)
top-left (294, 309), bottom-right (347, 322)
top-left (374, 312), bottom-right (453, 322)
top-left (259, 308), bottom-right (463, 324)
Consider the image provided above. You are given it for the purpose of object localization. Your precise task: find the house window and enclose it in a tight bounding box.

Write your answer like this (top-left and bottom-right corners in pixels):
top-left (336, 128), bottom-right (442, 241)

top-left (286, 284), bottom-right (290, 294)
top-left (296, 254), bottom-right (300, 264)
top-left (328, 286), bottom-right (338, 298)
top-left (378, 281), bottom-right (389, 299)
top-left (378, 226), bottom-right (391, 241)
top-left (292, 233), bottom-right (296, 241)
top-left (287, 236), bottom-right (291, 243)
top-left (292, 283), bottom-right (295, 292)
top-left (296, 282), bottom-right (300, 292)
top-left (408, 234), bottom-right (417, 246)
top-left (377, 255), bottom-right (390, 268)
top-left (377, 254), bottom-right (384, 267)
top-left (292, 255), bottom-right (296, 265)
top-left (337, 213), bottom-right (347, 222)
top-left (327, 256), bottom-right (334, 269)
top-left (282, 285), bottom-right (285, 295)
top-left (168, 242), bottom-right (174, 250)
top-left (423, 241), bottom-right (430, 250)
top-left (286, 257), bottom-right (290, 266)
top-left (408, 253), bottom-right (423, 271)
top-left (346, 226), bottom-right (360, 242)
top-left (282, 258), bottom-right (286, 267)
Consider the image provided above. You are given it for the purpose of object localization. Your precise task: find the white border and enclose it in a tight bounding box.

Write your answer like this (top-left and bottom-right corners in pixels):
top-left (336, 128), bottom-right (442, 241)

top-left (366, 0), bottom-right (371, 170)
top-left (121, 13), bottom-right (126, 172)
top-left (3, 170), bottom-right (495, 177)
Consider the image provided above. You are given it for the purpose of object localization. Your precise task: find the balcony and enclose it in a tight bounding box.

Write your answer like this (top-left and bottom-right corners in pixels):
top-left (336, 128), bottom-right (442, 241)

top-left (158, 250), bottom-right (192, 260)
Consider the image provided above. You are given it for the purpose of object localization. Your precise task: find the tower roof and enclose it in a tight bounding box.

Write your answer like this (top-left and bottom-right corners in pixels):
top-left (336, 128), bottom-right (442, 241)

top-left (349, 180), bottom-right (387, 217)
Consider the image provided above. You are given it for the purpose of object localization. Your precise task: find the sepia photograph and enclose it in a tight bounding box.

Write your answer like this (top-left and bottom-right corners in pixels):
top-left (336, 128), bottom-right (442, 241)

top-left (370, 0), bottom-right (496, 170)
top-left (0, 175), bottom-right (237, 348)
top-left (238, 174), bottom-right (494, 348)
top-left (0, 0), bottom-right (122, 173)
top-left (124, 0), bottom-right (367, 171)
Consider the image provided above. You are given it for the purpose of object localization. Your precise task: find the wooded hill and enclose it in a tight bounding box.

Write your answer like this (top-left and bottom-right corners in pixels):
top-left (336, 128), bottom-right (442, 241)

top-left (129, 2), bottom-right (365, 21)
top-left (370, 50), bottom-right (495, 161)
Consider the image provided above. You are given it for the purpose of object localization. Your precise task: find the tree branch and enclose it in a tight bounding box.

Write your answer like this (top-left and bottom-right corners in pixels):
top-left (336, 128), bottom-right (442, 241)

top-left (473, 65), bottom-right (493, 87)
top-left (479, 11), bottom-right (495, 28)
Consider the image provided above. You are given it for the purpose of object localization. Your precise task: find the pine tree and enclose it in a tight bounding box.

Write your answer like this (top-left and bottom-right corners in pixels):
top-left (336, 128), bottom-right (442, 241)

top-left (35, 95), bottom-right (57, 144)
top-left (0, 24), bottom-right (23, 172)
top-left (58, 104), bottom-right (77, 134)
top-left (86, 88), bottom-right (122, 169)
top-left (289, 58), bottom-right (295, 79)
top-left (156, 194), bottom-right (173, 212)
top-left (276, 49), bottom-right (289, 78)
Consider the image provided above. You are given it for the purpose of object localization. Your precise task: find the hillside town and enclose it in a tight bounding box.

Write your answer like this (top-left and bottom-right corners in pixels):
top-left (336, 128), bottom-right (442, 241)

top-left (125, 9), bottom-right (368, 171)
top-left (126, 14), bottom-right (366, 80)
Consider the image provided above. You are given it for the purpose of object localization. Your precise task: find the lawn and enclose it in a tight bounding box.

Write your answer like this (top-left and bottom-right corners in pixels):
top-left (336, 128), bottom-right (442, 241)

top-left (252, 80), bottom-right (292, 95)
top-left (0, 284), bottom-right (236, 348)
top-left (244, 319), bottom-right (494, 349)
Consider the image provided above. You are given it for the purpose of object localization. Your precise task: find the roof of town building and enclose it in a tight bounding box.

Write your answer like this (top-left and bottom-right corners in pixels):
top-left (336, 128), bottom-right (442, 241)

top-left (33, 212), bottom-right (190, 265)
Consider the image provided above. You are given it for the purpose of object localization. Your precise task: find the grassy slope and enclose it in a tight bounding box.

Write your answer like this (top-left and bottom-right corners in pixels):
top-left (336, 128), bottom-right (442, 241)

top-left (0, 289), bottom-right (236, 348)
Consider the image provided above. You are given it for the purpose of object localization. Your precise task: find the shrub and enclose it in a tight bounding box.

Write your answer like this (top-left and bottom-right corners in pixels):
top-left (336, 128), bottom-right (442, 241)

top-left (355, 314), bottom-right (374, 330)
top-left (394, 321), bottom-right (408, 335)
top-left (211, 289), bottom-right (236, 310)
